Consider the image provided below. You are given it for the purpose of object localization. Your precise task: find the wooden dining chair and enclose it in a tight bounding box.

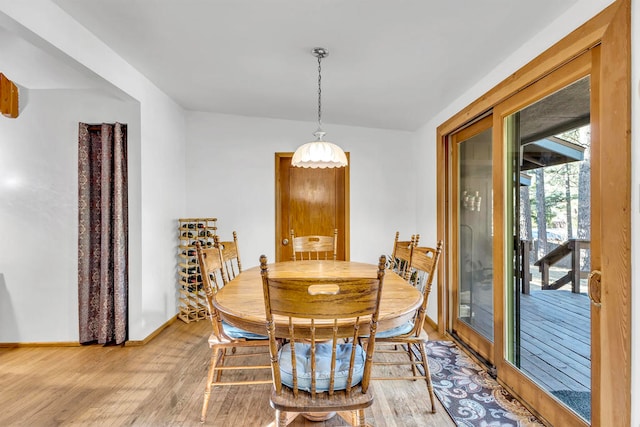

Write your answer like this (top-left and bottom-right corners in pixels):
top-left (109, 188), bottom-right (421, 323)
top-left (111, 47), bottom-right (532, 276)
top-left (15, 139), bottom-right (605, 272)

top-left (214, 231), bottom-right (242, 282)
top-left (260, 254), bottom-right (386, 426)
top-left (364, 240), bottom-right (442, 414)
top-left (195, 242), bottom-right (272, 424)
top-left (290, 228), bottom-right (338, 261)
top-left (389, 232), bottom-right (420, 280)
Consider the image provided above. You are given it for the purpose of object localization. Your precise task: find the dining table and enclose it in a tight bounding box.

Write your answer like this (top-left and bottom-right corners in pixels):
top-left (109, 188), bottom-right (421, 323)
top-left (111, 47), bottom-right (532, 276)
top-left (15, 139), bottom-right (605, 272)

top-left (213, 259), bottom-right (423, 338)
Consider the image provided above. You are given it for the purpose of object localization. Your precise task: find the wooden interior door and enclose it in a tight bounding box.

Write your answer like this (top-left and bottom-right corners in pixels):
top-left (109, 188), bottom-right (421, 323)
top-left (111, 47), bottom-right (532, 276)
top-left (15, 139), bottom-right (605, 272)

top-left (275, 153), bottom-right (350, 262)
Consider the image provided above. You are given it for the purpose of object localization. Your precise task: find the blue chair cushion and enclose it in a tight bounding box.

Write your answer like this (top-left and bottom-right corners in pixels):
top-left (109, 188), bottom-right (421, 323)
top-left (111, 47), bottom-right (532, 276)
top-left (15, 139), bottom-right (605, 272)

top-left (221, 321), bottom-right (268, 340)
top-left (278, 342), bottom-right (365, 392)
top-left (364, 321), bottom-right (414, 339)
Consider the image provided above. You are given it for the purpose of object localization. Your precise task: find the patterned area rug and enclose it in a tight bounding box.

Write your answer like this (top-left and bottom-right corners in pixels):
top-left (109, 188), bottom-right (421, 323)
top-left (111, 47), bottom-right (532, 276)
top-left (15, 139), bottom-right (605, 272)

top-left (424, 341), bottom-right (544, 427)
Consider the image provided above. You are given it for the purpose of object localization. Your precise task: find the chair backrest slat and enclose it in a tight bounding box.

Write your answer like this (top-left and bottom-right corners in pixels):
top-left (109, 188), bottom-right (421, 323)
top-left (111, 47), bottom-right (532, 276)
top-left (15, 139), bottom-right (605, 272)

top-left (408, 240), bottom-right (443, 334)
top-left (290, 229), bottom-right (338, 261)
top-left (195, 241), bottom-right (229, 340)
top-left (330, 320), bottom-right (338, 395)
top-left (390, 232), bottom-right (420, 280)
top-left (215, 231), bottom-right (243, 282)
top-left (264, 278), bottom-right (381, 321)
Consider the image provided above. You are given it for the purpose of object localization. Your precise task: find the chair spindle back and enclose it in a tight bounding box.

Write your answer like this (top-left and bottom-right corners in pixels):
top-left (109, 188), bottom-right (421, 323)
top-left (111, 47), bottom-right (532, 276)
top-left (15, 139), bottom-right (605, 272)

top-left (290, 229), bottom-right (338, 261)
top-left (390, 232), bottom-right (420, 280)
top-left (215, 231), bottom-right (242, 282)
top-left (260, 254), bottom-right (386, 398)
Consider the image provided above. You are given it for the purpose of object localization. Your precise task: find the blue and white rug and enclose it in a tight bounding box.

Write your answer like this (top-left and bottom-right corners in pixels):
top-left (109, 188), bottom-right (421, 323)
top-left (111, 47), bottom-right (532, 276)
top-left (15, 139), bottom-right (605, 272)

top-left (425, 341), bottom-right (544, 427)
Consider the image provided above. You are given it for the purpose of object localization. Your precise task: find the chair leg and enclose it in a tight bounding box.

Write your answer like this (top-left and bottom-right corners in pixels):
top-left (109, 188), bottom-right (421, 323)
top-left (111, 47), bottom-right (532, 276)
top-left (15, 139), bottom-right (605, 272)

top-left (407, 343), bottom-right (418, 377)
top-left (417, 341), bottom-right (437, 413)
top-left (337, 410), bottom-right (367, 426)
top-left (275, 410), bottom-right (297, 426)
top-left (201, 347), bottom-right (222, 423)
top-left (337, 410), bottom-right (355, 425)
top-left (215, 348), bottom-right (226, 382)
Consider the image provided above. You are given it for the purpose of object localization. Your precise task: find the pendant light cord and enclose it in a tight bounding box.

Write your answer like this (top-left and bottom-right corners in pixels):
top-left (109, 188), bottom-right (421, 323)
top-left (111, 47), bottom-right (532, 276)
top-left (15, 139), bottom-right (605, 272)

top-left (317, 54), bottom-right (323, 129)
top-left (291, 47), bottom-right (347, 168)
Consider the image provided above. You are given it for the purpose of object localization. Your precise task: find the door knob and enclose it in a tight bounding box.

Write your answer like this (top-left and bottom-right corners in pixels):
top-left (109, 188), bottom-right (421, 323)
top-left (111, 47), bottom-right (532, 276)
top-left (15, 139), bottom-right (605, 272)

top-left (588, 270), bottom-right (602, 307)
top-left (282, 238), bottom-right (289, 246)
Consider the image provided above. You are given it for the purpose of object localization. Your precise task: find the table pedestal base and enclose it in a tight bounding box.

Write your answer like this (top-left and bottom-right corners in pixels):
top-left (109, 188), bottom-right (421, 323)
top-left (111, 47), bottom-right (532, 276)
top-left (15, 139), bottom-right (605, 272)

top-left (301, 411), bottom-right (336, 421)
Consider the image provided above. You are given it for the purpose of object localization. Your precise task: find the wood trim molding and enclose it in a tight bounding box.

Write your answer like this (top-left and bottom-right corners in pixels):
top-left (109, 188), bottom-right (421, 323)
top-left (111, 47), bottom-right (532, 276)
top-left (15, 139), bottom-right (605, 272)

top-left (424, 314), bottom-right (437, 331)
top-left (0, 73), bottom-right (19, 118)
top-left (594, 1), bottom-right (631, 425)
top-left (436, 126), bottom-right (448, 335)
top-left (0, 315), bottom-right (179, 348)
top-left (0, 341), bottom-right (81, 348)
top-left (124, 315), bottom-right (178, 346)
top-left (274, 152), bottom-right (290, 262)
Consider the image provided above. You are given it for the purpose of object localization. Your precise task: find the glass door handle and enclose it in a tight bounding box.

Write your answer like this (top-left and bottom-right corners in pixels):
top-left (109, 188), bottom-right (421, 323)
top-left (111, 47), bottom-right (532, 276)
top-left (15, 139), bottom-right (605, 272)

top-left (588, 270), bottom-right (602, 307)
top-left (282, 238), bottom-right (289, 246)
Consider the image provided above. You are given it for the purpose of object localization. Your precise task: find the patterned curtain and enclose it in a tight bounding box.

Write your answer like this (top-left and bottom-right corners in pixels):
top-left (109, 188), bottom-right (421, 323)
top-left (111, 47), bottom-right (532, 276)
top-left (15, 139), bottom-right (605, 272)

top-left (78, 123), bottom-right (128, 345)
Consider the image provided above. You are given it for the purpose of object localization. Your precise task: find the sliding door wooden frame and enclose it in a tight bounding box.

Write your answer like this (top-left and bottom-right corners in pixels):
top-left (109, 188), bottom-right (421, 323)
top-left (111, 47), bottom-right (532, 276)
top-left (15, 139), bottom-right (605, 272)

top-left (493, 49), bottom-right (592, 427)
top-left (449, 115), bottom-right (494, 364)
top-left (435, 1), bottom-right (630, 426)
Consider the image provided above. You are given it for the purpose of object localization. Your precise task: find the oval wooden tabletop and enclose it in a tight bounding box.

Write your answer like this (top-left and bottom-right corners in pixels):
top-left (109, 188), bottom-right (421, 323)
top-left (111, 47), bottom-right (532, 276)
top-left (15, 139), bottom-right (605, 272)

top-left (213, 260), bottom-right (423, 336)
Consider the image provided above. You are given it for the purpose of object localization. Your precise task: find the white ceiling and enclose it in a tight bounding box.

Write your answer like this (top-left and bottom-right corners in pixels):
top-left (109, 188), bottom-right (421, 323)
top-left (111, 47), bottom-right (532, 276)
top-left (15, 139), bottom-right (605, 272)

top-left (35, 1), bottom-right (580, 130)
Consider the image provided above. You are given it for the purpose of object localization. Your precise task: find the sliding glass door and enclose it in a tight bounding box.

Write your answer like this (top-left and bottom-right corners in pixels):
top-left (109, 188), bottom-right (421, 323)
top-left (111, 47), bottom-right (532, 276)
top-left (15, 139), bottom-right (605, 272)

top-left (447, 51), bottom-right (598, 426)
top-left (496, 51), bottom-right (595, 426)
top-left (438, 3), bottom-right (630, 425)
top-left (507, 76), bottom-right (592, 420)
top-left (450, 115), bottom-right (494, 364)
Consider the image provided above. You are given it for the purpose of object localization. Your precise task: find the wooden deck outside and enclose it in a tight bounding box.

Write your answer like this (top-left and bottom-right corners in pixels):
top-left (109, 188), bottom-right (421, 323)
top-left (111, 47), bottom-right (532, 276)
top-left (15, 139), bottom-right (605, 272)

top-left (519, 288), bottom-right (591, 393)
top-left (461, 280), bottom-right (591, 420)
top-left (463, 274), bottom-right (591, 395)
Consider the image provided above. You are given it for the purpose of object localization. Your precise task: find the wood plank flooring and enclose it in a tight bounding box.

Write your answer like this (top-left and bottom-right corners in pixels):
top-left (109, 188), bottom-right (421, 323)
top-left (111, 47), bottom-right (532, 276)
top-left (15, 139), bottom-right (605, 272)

top-left (0, 319), bottom-right (455, 426)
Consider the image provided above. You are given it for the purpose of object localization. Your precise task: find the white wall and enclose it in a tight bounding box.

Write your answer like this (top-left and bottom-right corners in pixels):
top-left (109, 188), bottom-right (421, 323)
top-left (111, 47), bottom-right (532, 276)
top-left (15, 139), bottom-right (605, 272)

top-left (413, 125), bottom-right (440, 323)
top-left (0, 1), bottom-right (187, 341)
top-left (0, 89), bottom-right (139, 342)
top-left (185, 112), bottom-right (417, 268)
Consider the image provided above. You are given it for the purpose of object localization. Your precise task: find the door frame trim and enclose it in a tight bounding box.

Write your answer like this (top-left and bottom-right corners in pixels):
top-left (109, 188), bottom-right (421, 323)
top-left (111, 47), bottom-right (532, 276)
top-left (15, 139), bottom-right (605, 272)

top-left (435, 1), bottom-right (630, 426)
top-left (449, 114), bottom-right (495, 364)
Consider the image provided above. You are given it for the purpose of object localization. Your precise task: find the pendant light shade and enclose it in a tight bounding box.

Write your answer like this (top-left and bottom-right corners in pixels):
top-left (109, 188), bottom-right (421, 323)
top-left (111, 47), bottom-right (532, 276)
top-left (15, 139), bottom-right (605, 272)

top-left (291, 48), bottom-right (348, 168)
top-left (291, 131), bottom-right (348, 168)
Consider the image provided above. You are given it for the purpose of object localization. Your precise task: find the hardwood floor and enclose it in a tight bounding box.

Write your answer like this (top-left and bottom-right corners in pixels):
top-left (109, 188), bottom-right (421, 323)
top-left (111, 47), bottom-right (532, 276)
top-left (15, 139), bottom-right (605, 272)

top-left (0, 319), bottom-right (455, 426)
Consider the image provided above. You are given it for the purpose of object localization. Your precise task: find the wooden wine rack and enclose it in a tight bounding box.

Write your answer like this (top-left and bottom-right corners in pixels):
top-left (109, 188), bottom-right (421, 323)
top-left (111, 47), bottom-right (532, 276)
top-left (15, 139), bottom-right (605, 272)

top-left (177, 217), bottom-right (217, 323)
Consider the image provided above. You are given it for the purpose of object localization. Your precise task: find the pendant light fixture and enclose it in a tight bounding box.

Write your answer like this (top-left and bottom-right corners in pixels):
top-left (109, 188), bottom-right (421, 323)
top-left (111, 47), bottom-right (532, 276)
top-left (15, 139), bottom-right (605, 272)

top-left (291, 47), bottom-right (348, 168)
